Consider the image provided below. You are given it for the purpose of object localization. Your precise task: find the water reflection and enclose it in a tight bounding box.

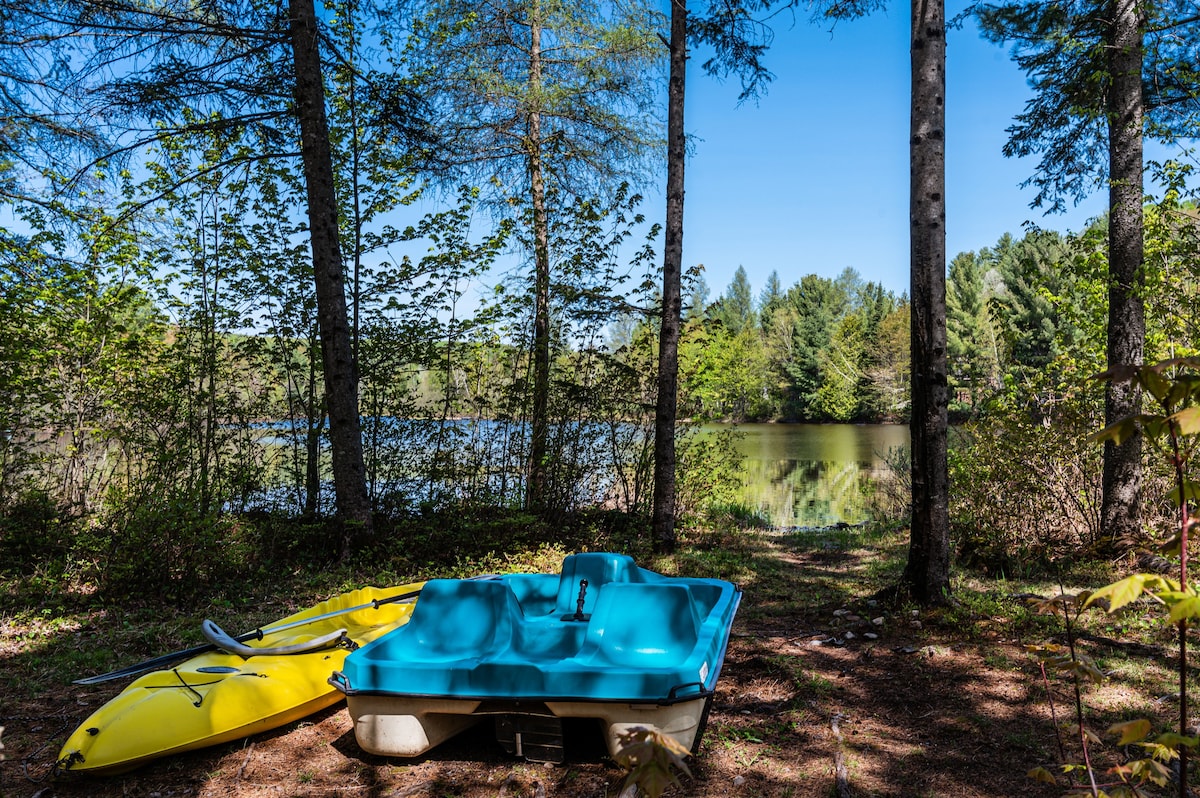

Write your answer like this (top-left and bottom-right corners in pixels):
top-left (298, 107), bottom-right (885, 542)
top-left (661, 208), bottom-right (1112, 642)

top-left (706, 423), bottom-right (910, 528)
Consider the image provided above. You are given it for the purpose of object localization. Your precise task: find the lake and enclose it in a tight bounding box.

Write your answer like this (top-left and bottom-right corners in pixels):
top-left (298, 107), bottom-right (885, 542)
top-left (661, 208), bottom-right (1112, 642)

top-left (253, 418), bottom-right (909, 527)
top-left (706, 423), bottom-right (911, 529)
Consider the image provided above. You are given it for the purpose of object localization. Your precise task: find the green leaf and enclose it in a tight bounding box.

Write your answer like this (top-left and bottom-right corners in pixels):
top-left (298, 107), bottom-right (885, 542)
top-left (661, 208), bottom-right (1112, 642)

top-left (1109, 718), bottom-right (1151, 745)
top-left (1129, 757), bottom-right (1172, 786)
top-left (1088, 417), bottom-right (1140, 446)
top-left (1171, 406), bottom-right (1200, 436)
top-left (1027, 766), bottom-right (1058, 785)
top-left (1143, 367), bottom-right (1172, 404)
top-left (1152, 732), bottom-right (1200, 751)
top-left (1167, 596), bottom-right (1200, 623)
top-left (1086, 575), bottom-right (1156, 612)
top-left (1137, 742), bottom-right (1178, 762)
top-left (1142, 417), bottom-right (1171, 440)
top-left (1167, 480), bottom-right (1200, 505)
top-left (1167, 381), bottom-right (1193, 409)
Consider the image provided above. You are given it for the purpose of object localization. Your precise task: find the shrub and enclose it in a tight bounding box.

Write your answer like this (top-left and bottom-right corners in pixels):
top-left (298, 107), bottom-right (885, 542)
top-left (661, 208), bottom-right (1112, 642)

top-left (949, 394), bottom-right (1106, 576)
top-left (76, 495), bottom-right (257, 602)
top-left (0, 491), bottom-right (69, 576)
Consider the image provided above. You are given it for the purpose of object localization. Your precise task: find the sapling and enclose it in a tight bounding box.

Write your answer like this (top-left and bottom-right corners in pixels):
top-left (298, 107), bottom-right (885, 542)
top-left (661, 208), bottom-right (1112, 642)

top-left (1086, 358), bottom-right (1200, 797)
top-left (1025, 590), bottom-right (1106, 796)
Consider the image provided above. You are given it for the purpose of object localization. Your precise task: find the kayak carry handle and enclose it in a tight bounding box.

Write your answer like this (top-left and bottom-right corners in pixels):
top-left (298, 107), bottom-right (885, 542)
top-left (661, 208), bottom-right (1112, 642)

top-left (201, 619), bottom-right (349, 658)
top-left (329, 670), bottom-right (352, 694)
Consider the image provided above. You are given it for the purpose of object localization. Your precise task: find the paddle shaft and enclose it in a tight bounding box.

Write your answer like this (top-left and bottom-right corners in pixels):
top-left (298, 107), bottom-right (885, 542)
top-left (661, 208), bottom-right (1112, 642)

top-left (72, 586), bottom-right (424, 685)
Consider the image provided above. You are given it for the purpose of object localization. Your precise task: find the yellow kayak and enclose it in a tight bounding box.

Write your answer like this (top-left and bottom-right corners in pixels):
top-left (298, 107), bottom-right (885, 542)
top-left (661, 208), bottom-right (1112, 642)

top-left (57, 583), bottom-right (422, 775)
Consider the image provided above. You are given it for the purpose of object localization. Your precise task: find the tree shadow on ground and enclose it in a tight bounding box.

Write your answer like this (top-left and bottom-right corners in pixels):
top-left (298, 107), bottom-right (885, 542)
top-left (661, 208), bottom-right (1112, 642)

top-left (0, 527), bottom-right (1165, 797)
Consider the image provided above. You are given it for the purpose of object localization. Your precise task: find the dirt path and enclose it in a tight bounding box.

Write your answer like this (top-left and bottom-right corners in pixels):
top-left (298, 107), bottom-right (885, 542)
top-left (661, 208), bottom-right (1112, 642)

top-left (2, 533), bottom-right (1062, 797)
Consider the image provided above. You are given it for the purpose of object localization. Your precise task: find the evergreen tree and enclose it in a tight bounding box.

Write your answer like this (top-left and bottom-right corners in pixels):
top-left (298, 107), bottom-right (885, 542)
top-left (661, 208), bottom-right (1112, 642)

top-left (758, 269), bottom-right (784, 331)
top-left (784, 274), bottom-right (848, 419)
top-left (854, 280), bottom-right (899, 416)
top-left (400, 0), bottom-right (662, 511)
top-left (864, 299), bottom-right (911, 420)
top-left (713, 265), bottom-right (755, 334)
top-left (1, 0), bottom-right (441, 545)
top-left (905, 0), bottom-right (951, 604)
top-left (288, 0), bottom-right (372, 542)
top-left (684, 272), bottom-right (711, 321)
top-left (978, 0), bottom-right (1200, 546)
top-left (990, 229), bottom-right (1079, 377)
top-left (652, 0), bottom-right (777, 552)
top-left (946, 250), bottom-right (1000, 411)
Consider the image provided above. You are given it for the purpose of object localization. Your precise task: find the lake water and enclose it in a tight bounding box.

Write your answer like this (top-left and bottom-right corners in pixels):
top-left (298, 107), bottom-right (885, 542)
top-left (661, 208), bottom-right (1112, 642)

top-left (706, 423), bottom-right (911, 529)
top-left (253, 418), bottom-right (909, 526)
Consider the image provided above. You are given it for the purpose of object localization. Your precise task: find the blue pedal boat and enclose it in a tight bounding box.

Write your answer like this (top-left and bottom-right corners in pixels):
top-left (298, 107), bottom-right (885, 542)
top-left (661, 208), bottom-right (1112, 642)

top-left (330, 552), bottom-right (741, 762)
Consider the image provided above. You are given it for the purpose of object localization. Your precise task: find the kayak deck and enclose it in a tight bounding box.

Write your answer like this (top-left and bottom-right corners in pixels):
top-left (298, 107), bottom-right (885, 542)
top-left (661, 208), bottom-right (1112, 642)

top-left (58, 583), bottom-right (421, 775)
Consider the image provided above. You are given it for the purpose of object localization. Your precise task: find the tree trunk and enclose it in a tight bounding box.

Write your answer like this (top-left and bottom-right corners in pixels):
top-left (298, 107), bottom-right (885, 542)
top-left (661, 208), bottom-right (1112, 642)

top-left (287, 0), bottom-right (373, 553)
top-left (652, 0), bottom-right (687, 554)
top-left (527, 8), bottom-right (552, 512)
top-left (903, 0), bottom-right (950, 605)
top-left (1100, 0), bottom-right (1144, 548)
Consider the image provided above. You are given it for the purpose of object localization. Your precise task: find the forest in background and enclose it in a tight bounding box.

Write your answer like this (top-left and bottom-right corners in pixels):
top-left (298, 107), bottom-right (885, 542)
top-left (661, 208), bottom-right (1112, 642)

top-left (2, 0), bottom-right (1200, 599)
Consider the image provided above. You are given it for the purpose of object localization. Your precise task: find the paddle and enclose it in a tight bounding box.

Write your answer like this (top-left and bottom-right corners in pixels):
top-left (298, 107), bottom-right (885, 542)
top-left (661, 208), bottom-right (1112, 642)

top-left (73, 582), bottom-right (440, 686)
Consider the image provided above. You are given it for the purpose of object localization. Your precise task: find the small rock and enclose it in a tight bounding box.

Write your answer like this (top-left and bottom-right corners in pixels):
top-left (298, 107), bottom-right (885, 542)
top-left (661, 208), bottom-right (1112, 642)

top-left (844, 631), bottom-right (857, 640)
top-left (833, 608), bottom-right (851, 617)
top-left (733, 775), bottom-right (746, 787)
top-left (910, 620), bottom-right (922, 629)
top-left (910, 609), bottom-right (919, 617)
top-left (871, 617), bottom-right (885, 626)
top-left (740, 709), bottom-right (752, 715)
top-left (845, 614), bottom-right (862, 623)
top-left (867, 599), bottom-right (878, 607)
top-left (864, 632), bottom-right (879, 640)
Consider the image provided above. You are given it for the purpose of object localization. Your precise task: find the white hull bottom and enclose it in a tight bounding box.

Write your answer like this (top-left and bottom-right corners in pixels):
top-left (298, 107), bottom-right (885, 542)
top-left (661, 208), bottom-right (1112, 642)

top-left (347, 695), bottom-right (710, 759)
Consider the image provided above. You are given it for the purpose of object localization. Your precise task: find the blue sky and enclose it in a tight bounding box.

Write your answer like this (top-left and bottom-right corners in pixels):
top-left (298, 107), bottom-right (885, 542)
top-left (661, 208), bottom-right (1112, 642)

top-left (676, 5), bottom-right (1114, 301)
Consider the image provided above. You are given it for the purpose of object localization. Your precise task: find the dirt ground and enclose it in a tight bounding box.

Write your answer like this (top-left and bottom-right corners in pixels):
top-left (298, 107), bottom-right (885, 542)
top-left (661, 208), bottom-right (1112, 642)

top-left (1, 534), bottom-right (1072, 798)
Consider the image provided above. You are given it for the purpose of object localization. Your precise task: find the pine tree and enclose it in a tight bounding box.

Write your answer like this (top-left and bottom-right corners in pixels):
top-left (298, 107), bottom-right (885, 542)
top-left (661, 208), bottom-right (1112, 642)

top-left (713, 265), bottom-right (756, 334)
top-left (978, 0), bottom-right (1200, 544)
top-left (399, 0), bottom-right (662, 511)
top-left (652, 0), bottom-right (776, 552)
top-left (784, 274), bottom-right (848, 420)
top-left (905, 0), bottom-right (950, 604)
top-left (946, 250), bottom-right (1000, 411)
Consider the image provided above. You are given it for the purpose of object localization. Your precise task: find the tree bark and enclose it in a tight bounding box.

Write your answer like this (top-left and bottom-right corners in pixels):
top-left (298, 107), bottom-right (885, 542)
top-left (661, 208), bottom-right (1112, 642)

top-left (287, 0), bottom-right (373, 551)
top-left (903, 0), bottom-right (951, 605)
top-left (1100, 0), bottom-right (1144, 548)
top-left (652, 0), bottom-right (687, 554)
top-left (527, 7), bottom-right (552, 512)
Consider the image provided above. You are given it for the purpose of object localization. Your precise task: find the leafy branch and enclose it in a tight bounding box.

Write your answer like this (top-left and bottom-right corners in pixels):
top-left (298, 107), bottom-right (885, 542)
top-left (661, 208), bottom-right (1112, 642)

top-left (1082, 358), bottom-right (1200, 797)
